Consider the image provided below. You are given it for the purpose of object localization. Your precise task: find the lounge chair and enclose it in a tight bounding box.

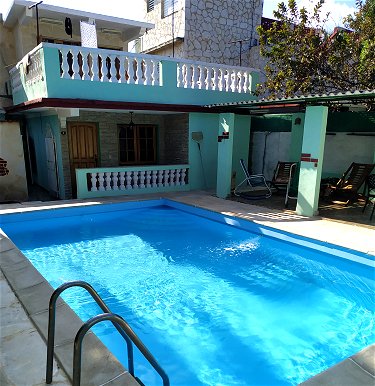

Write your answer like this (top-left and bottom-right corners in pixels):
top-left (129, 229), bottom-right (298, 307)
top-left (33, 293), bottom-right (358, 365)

top-left (325, 162), bottom-right (375, 205)
top-left (362, 174), bottom-right (375, 220)
top-left (271, 162), bottom-right (298, 192)
top-left (234, 159), bottom-right (272, 199)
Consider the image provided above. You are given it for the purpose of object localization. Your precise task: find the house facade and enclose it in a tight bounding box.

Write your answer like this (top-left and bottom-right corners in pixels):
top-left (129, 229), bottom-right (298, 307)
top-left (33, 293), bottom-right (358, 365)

top-left (1, 0), bottom-right (260, 202)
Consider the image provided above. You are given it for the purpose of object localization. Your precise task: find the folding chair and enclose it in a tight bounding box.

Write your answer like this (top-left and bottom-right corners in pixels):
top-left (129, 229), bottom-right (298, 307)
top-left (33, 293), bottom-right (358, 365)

top-left (234, 159), bottom-right (272, 199)
top-left (271, 162), bottom-right (298, 192)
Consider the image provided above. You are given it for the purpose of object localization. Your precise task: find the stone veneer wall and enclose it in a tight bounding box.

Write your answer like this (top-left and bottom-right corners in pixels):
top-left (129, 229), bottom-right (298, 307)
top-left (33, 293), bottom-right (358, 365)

top-left (63, 111), bottom-right (189, 198)
top-left (141, 0), bottom-right (263, 66)
top-left (184, 0), bottom-right (263, 67)
top-left (141, 0), bottom-right (185, 55)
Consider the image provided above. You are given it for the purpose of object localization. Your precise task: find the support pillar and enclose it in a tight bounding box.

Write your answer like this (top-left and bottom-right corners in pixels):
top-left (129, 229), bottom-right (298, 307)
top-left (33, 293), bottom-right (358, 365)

top-left (290, 113), bottom-right (305, 162)
top-left (216, 113), bottom-right (251, 198)
top-left (296, 106), bottom-right (328, 217)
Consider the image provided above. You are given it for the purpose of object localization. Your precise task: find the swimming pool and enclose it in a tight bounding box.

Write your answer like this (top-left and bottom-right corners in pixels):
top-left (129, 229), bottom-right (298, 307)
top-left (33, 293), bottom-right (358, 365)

top-left (1, 199), bottom-right (374, 386)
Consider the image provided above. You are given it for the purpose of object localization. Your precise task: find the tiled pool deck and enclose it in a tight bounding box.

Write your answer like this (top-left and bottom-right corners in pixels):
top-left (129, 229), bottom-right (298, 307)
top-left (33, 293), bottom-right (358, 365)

top-left (0, 191), bottom-right (374, 385)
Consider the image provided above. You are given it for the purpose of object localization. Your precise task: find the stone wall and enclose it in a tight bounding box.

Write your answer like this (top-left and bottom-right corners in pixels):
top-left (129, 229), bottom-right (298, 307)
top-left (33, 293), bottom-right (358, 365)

top-left (141, 0), bottom-right (263, 66)
top-left (184, 0), bottom-right (263, 66)
top-left (141, 0), bottom-right (185, 55)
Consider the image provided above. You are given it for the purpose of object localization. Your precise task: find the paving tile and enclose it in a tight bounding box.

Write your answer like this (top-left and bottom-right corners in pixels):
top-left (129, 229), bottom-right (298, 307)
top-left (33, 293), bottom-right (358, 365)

top-left (352, 344), bottom-right (375, 376)
top-left (2, 260), bottom-right (45, 291)
top-left (299, 358), bottom-right (375, 386)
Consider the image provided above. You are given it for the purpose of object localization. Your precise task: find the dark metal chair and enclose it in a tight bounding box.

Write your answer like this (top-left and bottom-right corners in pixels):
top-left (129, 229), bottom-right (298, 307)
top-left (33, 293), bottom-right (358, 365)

top-left (362, 174), bottom-right (375, 221)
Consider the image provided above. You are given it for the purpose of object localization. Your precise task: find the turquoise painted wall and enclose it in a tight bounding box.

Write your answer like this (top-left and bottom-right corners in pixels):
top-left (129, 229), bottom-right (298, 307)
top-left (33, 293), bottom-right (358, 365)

top-left (13, 45), bottom-right (259, 107)
top-left (296, 106), bottom-right (328, 217)
top-left (188, 113), bottom-right (220, 190)
top-left (290, 113), bottom-right (305, 162)
top-left (232, 115), bottom-right (252, 185)
top-left (26, 114), bottom-right (65, 198)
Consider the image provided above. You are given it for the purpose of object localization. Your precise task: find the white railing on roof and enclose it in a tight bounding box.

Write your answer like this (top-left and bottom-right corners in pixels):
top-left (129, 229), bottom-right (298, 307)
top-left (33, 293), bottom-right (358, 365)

top-left (176, 60), bottom-right (253, 93)
top-left (55, 44), bottom-right (256, 93)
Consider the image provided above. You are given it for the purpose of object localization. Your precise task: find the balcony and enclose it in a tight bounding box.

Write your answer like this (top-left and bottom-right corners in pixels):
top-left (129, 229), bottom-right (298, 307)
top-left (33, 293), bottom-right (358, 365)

top-left (9, 43), bottom-right (259, 107)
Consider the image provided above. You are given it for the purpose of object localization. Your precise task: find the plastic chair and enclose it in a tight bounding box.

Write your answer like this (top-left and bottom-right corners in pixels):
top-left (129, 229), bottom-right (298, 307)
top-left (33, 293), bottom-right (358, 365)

top-left (234, 159), bottom-right (272, 199)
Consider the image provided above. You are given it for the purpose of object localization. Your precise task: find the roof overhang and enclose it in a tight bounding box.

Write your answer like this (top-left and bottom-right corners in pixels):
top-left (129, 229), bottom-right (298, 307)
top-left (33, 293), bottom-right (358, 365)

top-left (2, 0), bottom-right (154, 42)
top-left (207, 90), bottom-right (375, 115)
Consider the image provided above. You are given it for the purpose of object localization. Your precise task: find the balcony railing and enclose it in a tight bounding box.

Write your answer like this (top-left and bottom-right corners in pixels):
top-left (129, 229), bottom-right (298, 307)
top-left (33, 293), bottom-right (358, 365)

top-left (9, 43), bottom-right (260, 106)
top-left (59, 46), bottom-right (256, 93)
top-left (76, 165), bottom-right (189, 199)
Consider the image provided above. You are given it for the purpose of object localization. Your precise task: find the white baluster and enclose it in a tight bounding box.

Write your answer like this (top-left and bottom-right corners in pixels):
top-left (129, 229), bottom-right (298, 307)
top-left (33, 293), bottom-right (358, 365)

top-left (157, 170), bottom-right (164, 187)
top-left (234, 70), bottom-right (240, 92)
top-left (181, 169), bottom-right (187, 185)
top-left (123, 57), bottom-right (130, 84)
top-left (218, 69), bottom-right (224, 91)
top-left (103, 56), bottom-right (110, 82)
top-left (133, 171), bottom-right (139, 188)
top-left (192, 64), bottom-right (199, 89)
top-left (204, 67), bottom-right (209, 90)
top-left (135, 58), bottom-right (142, 84)
top-left (119, 172), bottom-right (126, 190)
top-left (152, 170), bottom-right (158, 187)
top-left (112, 172), bottom-right (119, 190)
top-left (125, 171), bottom-right (132, 189)
top-left (198, 65), bottom-right (204, 89)
top-left (59, 48), bottom-right (70, 79)
top-left (91, 53), bottom-right (99, 82)
top-left (243, 72), bottom-right (250, 93)
top-left (98, 172), bottom-right (105, 191)
top-left (105, 172), bottom-right (112, 190)
top-left (71, 48), bottom-right (80, 80)
top-left (212, 67), bottom-right (218, 90)
top-left (150, 60), bottom-right (156, 86)
top-left (146, 170), bottom-right (152, 187)
top-left (231, 69), bottom-right (237, 92)
top-left (164, 170), bottom-right (170, 186)
top-left (144, 59), bottom-right (151, 85)
top-left (185, 65), bottom-right (192, 88)
top-left (139, 171), bottom-right (145, 188)
top-left (98, 54), bottom-right (104, 82)
top-left (90, 173), bottom-right (98, 191)
top-left (175, 169), bottom-right (181, 185)
top-left (128, 58), bottom-right (136, 84)
top-left (170, 169), bottom-right (176, 185)
top-left (81, 51), bottom-right (89, 81)
top-left (177, 63), bottom-right (183, 88)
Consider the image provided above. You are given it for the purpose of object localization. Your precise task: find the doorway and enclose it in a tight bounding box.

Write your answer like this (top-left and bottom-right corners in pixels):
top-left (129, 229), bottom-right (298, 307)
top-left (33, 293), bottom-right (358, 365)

top-left (68, 122), bottom-right (98, 197)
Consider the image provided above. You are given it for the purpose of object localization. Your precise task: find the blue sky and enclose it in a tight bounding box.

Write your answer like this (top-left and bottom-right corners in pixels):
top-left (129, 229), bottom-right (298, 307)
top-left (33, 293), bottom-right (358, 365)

top-left (1, 0), bottom-right (357, 30)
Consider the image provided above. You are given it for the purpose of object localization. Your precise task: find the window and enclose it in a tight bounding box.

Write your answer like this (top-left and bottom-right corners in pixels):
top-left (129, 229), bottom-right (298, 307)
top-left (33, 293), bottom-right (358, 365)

top-left (118, 124), bottom-right (156, 164)
top-left (162, 0), bottom-right (180, 17)
top-left (147, 0), bottom-right (155, 12)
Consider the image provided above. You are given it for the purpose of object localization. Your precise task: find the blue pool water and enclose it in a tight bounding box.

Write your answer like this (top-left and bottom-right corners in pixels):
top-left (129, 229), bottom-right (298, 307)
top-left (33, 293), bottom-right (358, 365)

top-left (1, 201), bottom-right (374, 386)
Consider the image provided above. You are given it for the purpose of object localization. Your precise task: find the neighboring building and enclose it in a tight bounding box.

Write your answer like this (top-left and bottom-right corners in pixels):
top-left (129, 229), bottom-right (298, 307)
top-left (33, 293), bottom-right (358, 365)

top-left (140, 0), bottom-right (263, 67)
top-left (0, 0), bottom-right (260, 202)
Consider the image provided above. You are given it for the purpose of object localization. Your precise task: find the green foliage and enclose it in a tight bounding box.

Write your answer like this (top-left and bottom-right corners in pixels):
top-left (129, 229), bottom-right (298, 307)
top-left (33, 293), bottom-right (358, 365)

top-left (256, 0), bottom-right (375, 98)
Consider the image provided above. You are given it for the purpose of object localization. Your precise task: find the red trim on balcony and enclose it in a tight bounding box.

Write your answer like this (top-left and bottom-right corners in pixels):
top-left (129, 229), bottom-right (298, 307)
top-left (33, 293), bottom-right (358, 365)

top-left (5, 98), bottom-right (230, 114)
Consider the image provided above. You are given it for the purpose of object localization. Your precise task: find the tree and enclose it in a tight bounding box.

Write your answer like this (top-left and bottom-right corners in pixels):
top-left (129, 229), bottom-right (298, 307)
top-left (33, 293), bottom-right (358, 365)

top-left (256, 0), bottom-right (375, 98)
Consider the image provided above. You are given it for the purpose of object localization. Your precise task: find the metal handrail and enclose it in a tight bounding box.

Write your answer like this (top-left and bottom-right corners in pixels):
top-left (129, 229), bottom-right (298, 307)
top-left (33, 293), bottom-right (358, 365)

top-left (73, 313), bottom-right (170, 386)
top-left (46, 281), bottom-right (135, 383)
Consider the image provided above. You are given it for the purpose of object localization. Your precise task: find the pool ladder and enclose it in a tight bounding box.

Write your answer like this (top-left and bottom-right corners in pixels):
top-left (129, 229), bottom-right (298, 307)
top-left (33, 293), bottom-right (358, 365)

top-left (46, 280), bottom-right (170, 386)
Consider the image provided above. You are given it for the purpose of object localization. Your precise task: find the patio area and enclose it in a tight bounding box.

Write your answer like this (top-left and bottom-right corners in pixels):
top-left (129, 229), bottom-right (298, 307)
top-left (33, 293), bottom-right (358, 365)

top-left (0, 191), bottom-right (374, 386)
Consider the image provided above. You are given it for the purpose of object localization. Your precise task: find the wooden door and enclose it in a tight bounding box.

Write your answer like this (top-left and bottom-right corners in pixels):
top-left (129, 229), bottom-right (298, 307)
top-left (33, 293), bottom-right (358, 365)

top-left (68, 122), bottom-right (98, 197)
